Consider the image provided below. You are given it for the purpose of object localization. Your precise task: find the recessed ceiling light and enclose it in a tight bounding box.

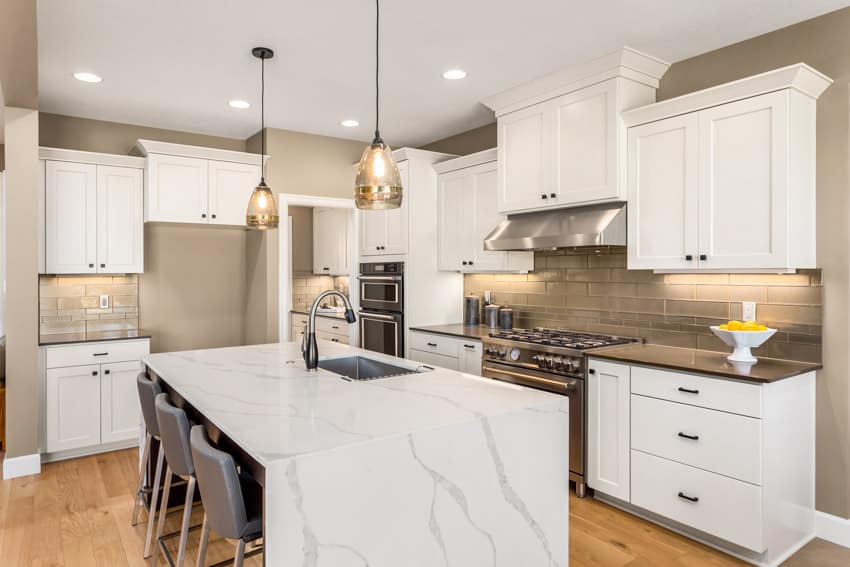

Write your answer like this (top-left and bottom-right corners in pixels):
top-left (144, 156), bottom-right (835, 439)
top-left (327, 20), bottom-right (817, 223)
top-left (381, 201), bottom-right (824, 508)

top-left (229, 99), bottom-right (251, 109)
top-left (341, 119), bottom-right (359, 127)
top-left (73, 72), bottom-right (102, 83)
top-left (442, 69), bottom-right (467, 80)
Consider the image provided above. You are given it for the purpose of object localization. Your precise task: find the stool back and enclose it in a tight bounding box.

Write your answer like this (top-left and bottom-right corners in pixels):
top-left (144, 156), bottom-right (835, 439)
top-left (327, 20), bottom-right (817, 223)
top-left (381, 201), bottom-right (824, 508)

top-left (136, 373), bottom-right (162, 437)
top-left (190, 425), bottom-right (247, 540)
top-left (154, 394), bottom-right (195, 477)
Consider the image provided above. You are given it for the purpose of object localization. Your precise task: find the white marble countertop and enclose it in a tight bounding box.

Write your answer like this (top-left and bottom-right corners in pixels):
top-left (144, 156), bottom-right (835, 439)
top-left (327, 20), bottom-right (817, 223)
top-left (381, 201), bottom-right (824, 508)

top-left (143, 342), bottom-right (566, 468)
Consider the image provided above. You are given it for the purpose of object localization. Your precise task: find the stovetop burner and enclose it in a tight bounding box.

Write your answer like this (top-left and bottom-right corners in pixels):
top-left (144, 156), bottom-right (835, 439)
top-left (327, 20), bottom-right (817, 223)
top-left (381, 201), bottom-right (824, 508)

top-left (488, 327), bottom-right (633, 350)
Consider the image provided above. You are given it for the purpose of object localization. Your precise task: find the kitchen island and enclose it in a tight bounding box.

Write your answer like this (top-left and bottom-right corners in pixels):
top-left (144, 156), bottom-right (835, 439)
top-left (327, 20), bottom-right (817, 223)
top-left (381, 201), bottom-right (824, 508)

top-left (142, 342), bottom-right (570, 566)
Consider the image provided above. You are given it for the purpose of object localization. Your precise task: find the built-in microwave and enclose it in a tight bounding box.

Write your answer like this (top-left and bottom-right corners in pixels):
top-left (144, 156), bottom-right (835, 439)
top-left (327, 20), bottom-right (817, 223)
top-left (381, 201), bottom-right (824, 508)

top-left (358, 262), bottom-right (404, 312)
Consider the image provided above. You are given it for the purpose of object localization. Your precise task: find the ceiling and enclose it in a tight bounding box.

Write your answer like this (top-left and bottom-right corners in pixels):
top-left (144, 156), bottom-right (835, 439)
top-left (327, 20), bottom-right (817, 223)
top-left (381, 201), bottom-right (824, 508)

top-left (38, 0), bottom-right (850, 148)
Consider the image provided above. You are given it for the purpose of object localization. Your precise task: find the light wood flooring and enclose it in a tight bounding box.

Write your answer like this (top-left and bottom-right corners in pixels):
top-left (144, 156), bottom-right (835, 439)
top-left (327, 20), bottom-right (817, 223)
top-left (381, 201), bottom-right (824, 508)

top-left (0, 448), bottom-right (847, 566)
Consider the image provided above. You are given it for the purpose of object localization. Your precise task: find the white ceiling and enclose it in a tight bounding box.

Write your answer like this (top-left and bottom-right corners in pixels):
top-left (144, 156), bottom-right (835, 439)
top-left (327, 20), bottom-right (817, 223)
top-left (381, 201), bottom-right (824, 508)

top-left (38, 0), bottom-right (850, 148)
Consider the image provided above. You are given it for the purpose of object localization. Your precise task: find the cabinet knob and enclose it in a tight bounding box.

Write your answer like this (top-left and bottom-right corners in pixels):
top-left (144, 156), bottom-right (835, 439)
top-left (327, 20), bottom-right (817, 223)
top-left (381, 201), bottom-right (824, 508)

top-left (468, 260), bottom-right (474, 265)
top-left (211, 214), bottom-right (217, 219)
top-left (104, 369), bottom-right (111, 375)
top-left (376, 246), bottom-right (380, 250)
top-left (550, 193), bottom-right (556, 198)
top-left (91, 371), bottom-right (98, 376)
top-left (588, 368), bottom-right (596, 374)
top-left (462, 261), bottom-right (468, 265)
top-left (100, 263), bottom-right (106, 268)
top-left (89, 263), bottom-right (95, 268)
top-left (699, 254), bottom-right (707, 261)
top-left (201, 213), bottom-right (207, 219)
top-left (323, 267), bottom-right (329, 271)
top-left (541, 194), bottom-right (548, 200)
top-left (685, 255), bottom-right (693, 261)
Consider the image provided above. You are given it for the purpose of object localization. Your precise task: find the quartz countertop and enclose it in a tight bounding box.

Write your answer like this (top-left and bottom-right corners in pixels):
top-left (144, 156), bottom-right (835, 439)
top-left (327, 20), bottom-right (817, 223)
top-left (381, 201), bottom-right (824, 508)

top-left (588, 343), bottom-right (821, 383)
top-left (40, 329), bottom-right (152, 346)
top-left (142, 342), bottom-right (566, 467)
top-left (408, 323), bottom-right (494, 340)
top-left (290, 309), bottom-right (346, 320)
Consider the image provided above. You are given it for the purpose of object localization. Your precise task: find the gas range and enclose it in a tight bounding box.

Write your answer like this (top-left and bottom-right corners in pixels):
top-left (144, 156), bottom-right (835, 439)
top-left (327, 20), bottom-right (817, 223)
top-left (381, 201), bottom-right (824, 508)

top-left (483, 328), bottom-right (638, 377)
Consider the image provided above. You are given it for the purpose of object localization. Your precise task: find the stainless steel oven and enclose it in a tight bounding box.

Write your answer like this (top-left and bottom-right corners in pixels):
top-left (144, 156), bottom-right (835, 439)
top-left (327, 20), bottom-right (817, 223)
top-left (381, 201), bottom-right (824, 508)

top-left (359, 262), bottom-right (405, 357)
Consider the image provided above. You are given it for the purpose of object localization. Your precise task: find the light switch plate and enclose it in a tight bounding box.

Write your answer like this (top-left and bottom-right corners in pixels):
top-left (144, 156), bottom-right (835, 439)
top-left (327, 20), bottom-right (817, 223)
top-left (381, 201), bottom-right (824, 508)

top-left (742, 301), bottom-right (757, 322)
top-left (100, 295), bottom-right (109, 309)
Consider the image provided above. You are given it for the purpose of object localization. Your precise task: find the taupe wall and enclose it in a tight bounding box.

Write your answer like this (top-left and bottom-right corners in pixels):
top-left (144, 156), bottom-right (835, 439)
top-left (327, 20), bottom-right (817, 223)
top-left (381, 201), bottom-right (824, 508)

top-left (420, 122), bottom-right (496, 155)
top-left (290, 206), bottom-right (314, 274)
top-left (0, 0), bottom-right (38, 109)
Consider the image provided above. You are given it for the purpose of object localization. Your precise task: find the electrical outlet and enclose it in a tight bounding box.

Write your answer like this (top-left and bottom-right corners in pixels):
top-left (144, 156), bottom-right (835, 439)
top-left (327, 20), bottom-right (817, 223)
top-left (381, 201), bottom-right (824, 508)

top-left (100, 295), bottom-right (110, 309)
top-left (742, 301), bottom-right (757, 322)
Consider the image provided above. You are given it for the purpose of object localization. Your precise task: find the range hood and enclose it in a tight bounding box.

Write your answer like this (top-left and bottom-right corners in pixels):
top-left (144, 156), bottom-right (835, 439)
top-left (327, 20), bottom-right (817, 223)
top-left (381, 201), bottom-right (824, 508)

top-left (484, 202), bottom-right (626, 251)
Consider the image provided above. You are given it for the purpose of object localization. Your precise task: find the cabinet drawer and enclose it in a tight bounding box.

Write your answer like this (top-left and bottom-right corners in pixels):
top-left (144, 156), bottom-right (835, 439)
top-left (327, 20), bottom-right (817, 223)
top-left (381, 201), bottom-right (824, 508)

top-left (316, 330), bottom-right (349, 345)
top-left (409, 349), bottom-right (460, 371)
top-left (632, 450), bottom-right (764, 552)
top-left (291, 313), bottom-right (309, 329)
top-left (632, 394), bottom-right (762, 485)
top-left (46, 339), bottom-right (150, 369)
top-left (316, 317), bottom-right (348, 336)
top-left (410, 332), bottom-right (459, 358)
top-left (631, 365), bottom-right (762, 418)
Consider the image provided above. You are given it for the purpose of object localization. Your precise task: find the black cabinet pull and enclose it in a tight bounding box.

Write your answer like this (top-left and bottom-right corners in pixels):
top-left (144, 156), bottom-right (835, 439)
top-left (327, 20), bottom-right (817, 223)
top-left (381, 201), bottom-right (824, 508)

top-left (699, 254), bottom-right (707, 261)
top-left (211, 214), bottom-right (217, 219)
top-left (678, 387), bottom-right (699, 394)
top-left (93, 352), bottom-right (108, 357)
top-left (463, 344), bottom-right (475, 349)
top-left (678, 432), bottom-right (699, 441)
top-left (469, 260), bottom-right (474, 265)
top-left (88, 263), bottom-right (95, 268)
top-left (104, 369), bottom-right (111, 375)
top-left (588, 368), bottom-right (596, 374)
top-left (331, 326), bottom-right (340, 330)
top-left (427, 342), bottom-right (437, 347)
top-left (91, 371), bottom-right (98, 376)
top-left (323, 267), bottom-right (330, 271)
top-left (100, 263), bottom-right (106, 268)
top-left (685, 255), bottom-right (693, 261)
top-left (201, 213), bottom-right (207, 218)
top-left (550, 193), bottom-right (556, 198)
top-left (678, 492), bottom-right (699, 503)
top-left (462, 261), bottom-right (468, 265)
top-left (541, 194), bottom-right (548, 199)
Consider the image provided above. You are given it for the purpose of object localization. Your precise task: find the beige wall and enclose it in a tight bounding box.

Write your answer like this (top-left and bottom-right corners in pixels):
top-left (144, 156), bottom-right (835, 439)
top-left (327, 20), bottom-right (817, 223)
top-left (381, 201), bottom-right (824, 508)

top-left (290, 206), bottom-right (314, 274)
top-left (420, 122), bottom-right (496, 156)
top-left (0, 0), bottom-right (38, 109)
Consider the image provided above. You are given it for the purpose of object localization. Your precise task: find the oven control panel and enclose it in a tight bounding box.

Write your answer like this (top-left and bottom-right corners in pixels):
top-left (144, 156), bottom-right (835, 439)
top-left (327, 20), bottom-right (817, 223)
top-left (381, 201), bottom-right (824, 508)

top-left (484, 344), bottom-right (583, 377)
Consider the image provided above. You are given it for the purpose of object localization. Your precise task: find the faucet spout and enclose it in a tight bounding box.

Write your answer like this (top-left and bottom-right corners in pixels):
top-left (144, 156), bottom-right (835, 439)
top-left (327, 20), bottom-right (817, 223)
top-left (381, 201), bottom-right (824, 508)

top-left (304, 290), bottom-right (357, 371)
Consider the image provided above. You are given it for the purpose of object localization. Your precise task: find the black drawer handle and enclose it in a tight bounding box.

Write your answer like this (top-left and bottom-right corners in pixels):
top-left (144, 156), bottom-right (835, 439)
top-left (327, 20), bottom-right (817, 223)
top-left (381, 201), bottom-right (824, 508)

top-left (88, 263), bottom-right (95, 268)
top-left (331, 338), bottom-right (339, 343)
top-left (678, 492), bottom-right (699, 503)
top-left (549, 193), bottom-right (556, 198)
top-left (588, 368), bottom-right (596, 374)
top-left (332, 326), bottom-right (340, 330)
top-left (427, 342), bottom-right (437, 347)
top-left (699, 254), bottom-right (707, 261)
top-left (104, 369), bottom-right (111, 375)
top-left (323, 267), bottom-right (330, 271)
top-left (678, 387), bottom-right (699, 394)
top-left (685, 255), bottom-right (693, 261)
top-left (201, 213), bottom-right (207, 218)
top-left (541, 194), bottom-right (548, 199)
top-left (462, 261), bottom-right (468, 265)
top-left (678, 432), bottom-right (699, 441)
top-left (463, 344), bottom-right (475, 349)
top-left (93, 352), bottom-right (109, 357)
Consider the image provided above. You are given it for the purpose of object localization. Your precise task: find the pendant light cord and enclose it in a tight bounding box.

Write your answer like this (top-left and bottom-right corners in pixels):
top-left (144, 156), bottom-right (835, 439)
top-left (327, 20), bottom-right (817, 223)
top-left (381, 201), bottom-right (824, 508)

top-left (374, 0), bottom-right (381, 143)
top-left (261, 53), bottom-right (266, 182)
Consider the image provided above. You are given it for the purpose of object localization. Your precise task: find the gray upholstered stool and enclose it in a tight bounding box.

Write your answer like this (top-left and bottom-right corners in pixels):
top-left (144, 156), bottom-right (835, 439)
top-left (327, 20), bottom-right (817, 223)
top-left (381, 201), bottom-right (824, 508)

top-left (153, 393), bottom-right (199, 567)
top-left (190, 425), bottom-right (264, 567)
top-left (134, 373), bottom-right (165, 559)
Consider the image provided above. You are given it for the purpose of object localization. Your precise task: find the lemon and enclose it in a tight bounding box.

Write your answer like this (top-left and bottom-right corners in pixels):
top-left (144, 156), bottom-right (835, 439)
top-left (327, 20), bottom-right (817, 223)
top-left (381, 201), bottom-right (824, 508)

top-left (741, 321), bottom-right (759, 331)
top-left (757, 324), bottom-right (768, 331)
top-left (719, 324), bottom-right (729, 330)
top-left (727, 320), bottom-right (743, 331)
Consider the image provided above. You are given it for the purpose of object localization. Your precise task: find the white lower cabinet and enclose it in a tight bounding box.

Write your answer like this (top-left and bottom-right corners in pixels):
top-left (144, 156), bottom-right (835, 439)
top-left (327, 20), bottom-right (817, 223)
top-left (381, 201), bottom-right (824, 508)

top-left (43, 339), bottom-right (150, 458)
top-left (587, 358), bottom-right (816, 563)
top-left (408, 331), bottom-right (481, 376)
top-left (290, 312), bottom-right (350, 345)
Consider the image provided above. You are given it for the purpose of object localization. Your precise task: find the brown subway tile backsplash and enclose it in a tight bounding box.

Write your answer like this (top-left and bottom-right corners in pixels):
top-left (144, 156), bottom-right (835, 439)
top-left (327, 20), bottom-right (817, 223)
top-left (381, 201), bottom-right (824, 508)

top-left (465, 250), bottom-right (823, 363)
top-left (39, 274), bottom-right (140, 336)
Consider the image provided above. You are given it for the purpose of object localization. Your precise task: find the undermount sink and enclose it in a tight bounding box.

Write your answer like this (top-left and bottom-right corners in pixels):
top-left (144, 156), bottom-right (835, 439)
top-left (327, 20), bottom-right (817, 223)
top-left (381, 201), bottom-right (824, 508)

top-left (318, 356), bottom-right (424, 381)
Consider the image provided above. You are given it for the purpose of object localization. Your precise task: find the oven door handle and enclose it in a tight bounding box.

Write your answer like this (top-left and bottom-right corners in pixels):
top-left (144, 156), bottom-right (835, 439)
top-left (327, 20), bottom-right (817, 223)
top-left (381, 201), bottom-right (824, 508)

top-left (358, 311), bottom-right (397, 321)
top-left (358, 275), bottom-right (403, 281)
top-left (483, 365), bottom-right (576, 392)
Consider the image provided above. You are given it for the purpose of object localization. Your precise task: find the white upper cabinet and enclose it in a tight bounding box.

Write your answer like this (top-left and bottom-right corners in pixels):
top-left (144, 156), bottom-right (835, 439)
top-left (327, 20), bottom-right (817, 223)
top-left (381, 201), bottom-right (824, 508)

top-left (135, 140), bottom-right (266, 227)
top-left (313, 207), bottom-right (349, 275)
top-left (624, 64), bottom-right (832, 272)
top-left (359, 160), bottom-right (410, 256)
top-left (436, 150), bottom-right (534, 273)
top-left (484, 48), bottom-right (669, 215)
top-left (42, 150), bottom-right (145, 274)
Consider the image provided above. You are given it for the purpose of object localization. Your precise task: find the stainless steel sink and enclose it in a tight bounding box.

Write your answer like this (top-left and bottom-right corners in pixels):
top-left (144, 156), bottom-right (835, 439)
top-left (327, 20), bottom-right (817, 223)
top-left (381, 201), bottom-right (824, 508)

top-left (318, 356), bottom-right (423, 381)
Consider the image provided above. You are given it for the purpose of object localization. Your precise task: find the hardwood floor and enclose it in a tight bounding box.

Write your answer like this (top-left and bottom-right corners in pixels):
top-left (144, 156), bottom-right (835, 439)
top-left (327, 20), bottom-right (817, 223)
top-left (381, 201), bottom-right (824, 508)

top-left (0, 448), bottom-right (847, 566)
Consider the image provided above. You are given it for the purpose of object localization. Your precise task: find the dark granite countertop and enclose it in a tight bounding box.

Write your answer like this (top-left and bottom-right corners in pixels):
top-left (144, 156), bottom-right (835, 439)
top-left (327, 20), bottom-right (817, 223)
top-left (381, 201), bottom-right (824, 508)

top-left (587, 343), bottom-right (821, 383)
top-left (408, 323), bottom-right (494, 341)
top-left (40, 329), bottom-right (152, 347)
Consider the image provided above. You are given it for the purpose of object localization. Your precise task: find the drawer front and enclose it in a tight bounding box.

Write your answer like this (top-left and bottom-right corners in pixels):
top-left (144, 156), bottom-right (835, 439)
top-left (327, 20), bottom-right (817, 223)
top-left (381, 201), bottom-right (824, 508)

top-left (316, 317), bottom-right (348, 336)
top-left (410, 332), bottom-right (459, 358)
top-left (46, 339), bottom-right (150, 369)
top-left (632, 394), bottom-right (762, 485)
top-left (632, 450), bottom-right (764, 552)
top-left (316, 330), bottom-right (349, 345)
top-left (291, 313), bottom-right (309, 329)
top-left (631, 365), bottom-right (762, 418)
top-left (409, 349), bottom-right (460, 371)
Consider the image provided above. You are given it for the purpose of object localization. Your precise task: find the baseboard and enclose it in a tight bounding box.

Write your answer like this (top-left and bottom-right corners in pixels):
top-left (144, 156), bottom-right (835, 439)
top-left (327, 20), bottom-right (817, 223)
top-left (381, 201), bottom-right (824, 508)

top-left (2, 453), bottom-right (42, 480)
top-left (817, 510), bottom-right (850, 549)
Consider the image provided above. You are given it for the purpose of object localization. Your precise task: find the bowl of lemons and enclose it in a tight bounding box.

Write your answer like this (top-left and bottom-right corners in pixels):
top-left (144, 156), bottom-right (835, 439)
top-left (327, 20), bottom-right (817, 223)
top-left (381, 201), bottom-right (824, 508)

top-left (710, 320), bottom-right (776, 363)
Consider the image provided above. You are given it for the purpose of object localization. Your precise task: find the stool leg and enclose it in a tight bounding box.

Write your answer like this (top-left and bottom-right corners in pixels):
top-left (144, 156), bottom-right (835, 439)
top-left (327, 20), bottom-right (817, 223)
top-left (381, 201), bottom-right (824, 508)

top-left (132, 432), bottom-right (152, 526)
top-left (233, 540), bottom-right (246, 567)
top-left (144, 444), bottom-right (166, 559)
top-left (196, 513), bottom-right (210, 567)
top-left (152, 466), bottom-right (173, 567)
top-left (176, 476), bottom-right (196, 567)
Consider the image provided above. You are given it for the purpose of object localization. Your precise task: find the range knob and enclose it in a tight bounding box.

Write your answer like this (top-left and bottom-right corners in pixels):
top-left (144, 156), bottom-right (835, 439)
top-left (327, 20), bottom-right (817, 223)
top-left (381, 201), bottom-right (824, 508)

top-left (498, 349), bottom-right (507, 359)
top-left (544, 356), bottom-right (554, 369)
top-left (553, 357), bottom-right (564, 370)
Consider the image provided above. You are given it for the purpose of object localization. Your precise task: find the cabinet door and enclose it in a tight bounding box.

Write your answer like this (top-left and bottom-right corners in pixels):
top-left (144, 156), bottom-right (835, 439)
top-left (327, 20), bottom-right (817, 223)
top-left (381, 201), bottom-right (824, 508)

top-left (359, 210), bottom-right (386, 256)
top-left (96, 166), bottom-right (144, 273)
top-left (698, 91), bottom-right (788, 269)
top-left (100, 361), bottom-right (142, 444)
top-left (45, 160), bottom-right (98, 274)
top-left (383, 160), bottom-right (409, 255)
top-left (146, 154), bottom-right (209, 223)
top-left (208, 161), bottom-right (261, 226)
top-left (469, 162), bottom-right (509, 271)
top-left (497, 104), bottom-right (553, 213)
top-left (314, 207), bottom-right (349, 275)
top-left (553, 79), bottom-right (619, 205)
top-left (437, 169), bottom-right (473, 270)
top-left (586, 359), bottom-right (631, 501)
top-left (458, 341), bottom-right (482, 375)
top-left (45, 364), bottom-right (101, 453)
top-left (627, 114), bottom-right (700, 270)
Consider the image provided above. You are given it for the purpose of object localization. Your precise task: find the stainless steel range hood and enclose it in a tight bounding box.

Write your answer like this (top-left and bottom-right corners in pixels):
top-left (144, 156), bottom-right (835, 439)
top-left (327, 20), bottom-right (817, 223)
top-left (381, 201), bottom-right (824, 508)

top-left (484, 202), bottom-right (626, 251)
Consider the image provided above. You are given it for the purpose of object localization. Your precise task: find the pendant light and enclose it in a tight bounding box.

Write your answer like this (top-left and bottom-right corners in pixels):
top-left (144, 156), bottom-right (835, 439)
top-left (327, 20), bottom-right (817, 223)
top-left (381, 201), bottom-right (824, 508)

top-left (246, 47), bottom-right (280, 230)
top-left (354, 0), bottom-right (403, 210)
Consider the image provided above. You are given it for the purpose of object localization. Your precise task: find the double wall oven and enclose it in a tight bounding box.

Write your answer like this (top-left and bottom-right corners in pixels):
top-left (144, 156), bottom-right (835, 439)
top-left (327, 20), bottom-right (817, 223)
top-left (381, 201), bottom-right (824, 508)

top-left (482, 328), bottom-right (639, 497)
top-left (358, 262), bottom-right (404, 357)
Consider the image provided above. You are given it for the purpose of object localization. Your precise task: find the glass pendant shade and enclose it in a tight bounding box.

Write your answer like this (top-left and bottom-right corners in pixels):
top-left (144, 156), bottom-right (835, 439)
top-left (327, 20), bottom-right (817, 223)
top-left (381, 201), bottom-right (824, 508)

top-left (355, 139), bottom-right (403, 210)
top-left (246, 180), bottom-right (279, 229)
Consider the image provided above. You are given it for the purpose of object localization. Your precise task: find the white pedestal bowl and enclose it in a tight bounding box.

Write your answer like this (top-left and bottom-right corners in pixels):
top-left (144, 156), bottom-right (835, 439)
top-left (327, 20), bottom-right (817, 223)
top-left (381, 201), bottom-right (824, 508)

top-left (710, 326), bottom-right (777, 363)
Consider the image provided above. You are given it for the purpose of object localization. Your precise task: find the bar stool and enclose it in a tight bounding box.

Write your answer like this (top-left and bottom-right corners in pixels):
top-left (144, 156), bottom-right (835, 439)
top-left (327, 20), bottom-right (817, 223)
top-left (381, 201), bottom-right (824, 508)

top-left (134, 373), bottom-right (165, 559)
top-left (190, 425), bottom-right (264, 567)
top-left (153, 393), bottom-right (198, 567)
